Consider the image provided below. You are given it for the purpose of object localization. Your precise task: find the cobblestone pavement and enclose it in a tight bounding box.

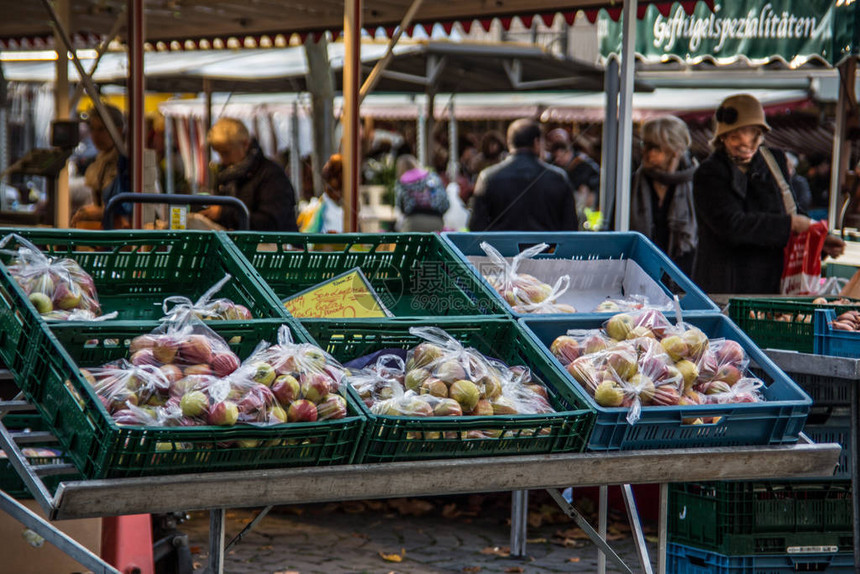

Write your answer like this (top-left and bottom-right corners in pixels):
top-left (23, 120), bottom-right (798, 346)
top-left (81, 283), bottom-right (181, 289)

top-left (181, 492), bottom-right (658, 574)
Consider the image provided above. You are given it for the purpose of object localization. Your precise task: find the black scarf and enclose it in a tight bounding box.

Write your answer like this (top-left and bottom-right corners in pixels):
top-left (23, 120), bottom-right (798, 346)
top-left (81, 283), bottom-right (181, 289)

top-left (216, 141), bottom-right (262, 194)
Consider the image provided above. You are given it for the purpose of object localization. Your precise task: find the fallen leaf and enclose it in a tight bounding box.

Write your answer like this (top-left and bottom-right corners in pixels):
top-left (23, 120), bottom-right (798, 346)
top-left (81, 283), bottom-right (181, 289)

top-left (480, 546), bottom-right (511, 557)
top-left (504, 567), bottom-right (524, 573)
top-left (645, 535), bottom-right (659, 544)
top-left (192, 562), bottom-right (202, 570)
top-left (189, 546), bottom-right (201, 554)
top-left (526, 538), bottom-right (547, 544)
top-left (462, 567), bottom-right (482, 573)
top-left (568, 557), bottom-right (581, 563)
top-left (273, 571), bottom-right (301, 574)
top-left (379, 548), bottom-right (406, 562)
top-left (258, 545), bottom-right (273, 551)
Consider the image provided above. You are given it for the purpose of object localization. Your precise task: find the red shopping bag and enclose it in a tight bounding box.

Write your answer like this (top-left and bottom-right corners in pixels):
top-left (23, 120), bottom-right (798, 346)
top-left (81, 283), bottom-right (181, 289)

top-left (781, 220), bottom-right (828, 295)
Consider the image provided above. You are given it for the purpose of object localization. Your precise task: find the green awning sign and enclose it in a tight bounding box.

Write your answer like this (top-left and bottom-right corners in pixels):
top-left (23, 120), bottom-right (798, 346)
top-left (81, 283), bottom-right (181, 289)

top-left (599, 0), bottom-right (858, 66)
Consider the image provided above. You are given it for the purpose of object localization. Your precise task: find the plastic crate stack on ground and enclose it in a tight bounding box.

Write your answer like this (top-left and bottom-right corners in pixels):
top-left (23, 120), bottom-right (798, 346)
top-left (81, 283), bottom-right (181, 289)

top-left (0, 228), bottom-right (366, 481)
top-left (444, 232), bottom-right (850, 572)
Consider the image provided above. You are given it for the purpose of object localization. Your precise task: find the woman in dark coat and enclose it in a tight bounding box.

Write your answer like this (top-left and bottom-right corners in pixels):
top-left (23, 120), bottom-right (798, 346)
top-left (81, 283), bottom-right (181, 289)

top-left (692, 94), bottom-right (843, 294)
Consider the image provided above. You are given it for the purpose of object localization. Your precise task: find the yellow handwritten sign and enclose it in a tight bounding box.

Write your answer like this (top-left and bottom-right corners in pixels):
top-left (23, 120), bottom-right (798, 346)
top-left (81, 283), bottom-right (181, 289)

top-left (284, 268), bottom-right (390, 318)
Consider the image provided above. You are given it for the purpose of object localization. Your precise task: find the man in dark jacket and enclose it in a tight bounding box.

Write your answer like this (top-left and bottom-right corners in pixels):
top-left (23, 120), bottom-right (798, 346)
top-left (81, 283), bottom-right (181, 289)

top-left (469, 119), bottom-right (579, 231)
top-left (693, 94), bottom-right (842, 294)
top-left (202, 117), bottom-right (298, 231)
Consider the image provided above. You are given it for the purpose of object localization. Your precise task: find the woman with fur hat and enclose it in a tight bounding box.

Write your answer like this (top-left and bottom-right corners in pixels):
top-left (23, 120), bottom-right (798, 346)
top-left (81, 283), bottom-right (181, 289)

top-left (692, 93), bottom-right (843, 294)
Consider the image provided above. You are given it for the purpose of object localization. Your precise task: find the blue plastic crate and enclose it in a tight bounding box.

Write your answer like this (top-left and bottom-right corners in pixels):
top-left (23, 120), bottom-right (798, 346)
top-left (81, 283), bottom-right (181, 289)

top-left (519, 314), bottom-right (812, 451)
top-left (667, 542), bottom-right (854, 574)
top-left (442, 231), bottom-right (719, 317)
top-left (814, 308), bottom-right (860, 358)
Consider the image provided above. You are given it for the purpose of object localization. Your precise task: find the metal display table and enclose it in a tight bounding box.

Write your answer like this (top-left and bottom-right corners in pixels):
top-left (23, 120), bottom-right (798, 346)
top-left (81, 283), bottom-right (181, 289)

top-left (0, 368), bottom-right (843, 574)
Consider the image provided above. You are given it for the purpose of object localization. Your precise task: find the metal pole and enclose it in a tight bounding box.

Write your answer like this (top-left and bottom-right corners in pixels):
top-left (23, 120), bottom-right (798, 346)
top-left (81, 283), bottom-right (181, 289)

top-left (128, 0), bottom-right (145, 228)
top-left (613, 0), bottom-right (637, 232)
top-left (165, 115), bottom-right (175, 195)
top-left (52, 0), bottom-right (70, 228)
top-left (598, 485), bottom-right (608, 574)
top-left (829, 59), bottom-right (856, 231)
top-left (360, 0), bottom-right (426, 103)
top-left (0, 108), bottom-right (7, 211)
top-left (70, 12), bottom-right (125, 111)
top-left (852, 381), bottom-right (860, 569)
top-left (600, 56), bottom-right (619, 228)
top-left (0, 490), bottom-right (120, 574)
top-left (425, 91), bottom-right (436, 169)
top-left (417, 98), bottom-right (426, 166)
top-left (447, 98), bottom-right (458, 182)
top-left (622, 484), bottom-right (653, 574)
top-left (510, 490), bottom-right (528, 557)
top-left (39, 0), bottom-right (126, 157)
top-left (342, 0), bottom-right (363, 232)
top-left (206, 508), bottom-right (226, 574)
top-left (204, 78), bottom-right (213, 190)
top-left (658, 483), bottom-right (668, 574)
top-left (290, 100), bottom-right (302, 204)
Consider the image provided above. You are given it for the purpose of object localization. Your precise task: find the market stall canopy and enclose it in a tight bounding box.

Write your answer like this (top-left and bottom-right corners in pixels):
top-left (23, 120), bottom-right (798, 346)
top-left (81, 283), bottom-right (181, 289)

top-left (598, 0), bottom-right (858, 67)
top-left (0, 1), bottom-right (706, 50)
top-left (3, 40), bottom-right (637, 95)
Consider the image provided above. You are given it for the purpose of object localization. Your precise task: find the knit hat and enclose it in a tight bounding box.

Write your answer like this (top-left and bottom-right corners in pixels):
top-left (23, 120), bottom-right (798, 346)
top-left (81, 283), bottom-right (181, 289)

top-left (713, 94), bottom-right (770, 139)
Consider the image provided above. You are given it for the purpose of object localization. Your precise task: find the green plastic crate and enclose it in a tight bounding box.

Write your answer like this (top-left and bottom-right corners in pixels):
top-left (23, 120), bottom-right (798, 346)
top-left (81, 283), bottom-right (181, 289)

top-left (0, 414), bottom-right (80, 499)
top-left (226, 232), bottom-right (508, 317)
top-left (0, 229), bottom-right (291, 377)
top-left (19, 319), bottom-right (364, 479)
top-left (0, 228), bottom-right (288, 320)
top-left (729, 297), bottom-right (860, 353)
top-left (669, 481), bottom-right (853, 555)
top-left (301, 317), bottom-right (596, 463)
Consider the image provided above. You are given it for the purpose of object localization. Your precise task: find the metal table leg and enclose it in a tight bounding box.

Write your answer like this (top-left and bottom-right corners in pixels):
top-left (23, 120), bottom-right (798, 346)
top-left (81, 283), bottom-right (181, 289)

top-left (206, 508), bottom-right (226, 574)
top-left (510, 490), bottom-right (528, 557)
top-left (547, 488), bottom-right (634, 574)
top-left (622, 484), bottom-right (653, 574)
top-left (0, 489), bottom-right (120, 574)
top-left (598, 485), bottom-right (608, 574)
top-left (658, 483), bottom-right (668, 574)
top-left (852, 383), bottom-right (859, 570)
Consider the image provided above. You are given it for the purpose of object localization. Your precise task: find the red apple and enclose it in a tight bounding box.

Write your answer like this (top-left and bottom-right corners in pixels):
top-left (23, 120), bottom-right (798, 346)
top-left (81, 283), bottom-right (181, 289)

top-left (211, 352), bottom-right (241, 378)
top-left (287, 399), bottom-right (318, 422)
top-left (316, 393), bottom-right (347, 420)
top-left (272, 374), bottom-right (301, 406)
top-left (179, 335), bottom-right (213, 365)
top-left (208, 400), bottom-right (239, 426)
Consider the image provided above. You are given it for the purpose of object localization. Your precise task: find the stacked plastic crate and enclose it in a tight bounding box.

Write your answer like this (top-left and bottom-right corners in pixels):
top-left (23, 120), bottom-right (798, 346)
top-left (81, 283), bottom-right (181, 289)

top-left (443, 232), bottom-right (847, 573)
top-left (0, 229), bottom-right (366, 480)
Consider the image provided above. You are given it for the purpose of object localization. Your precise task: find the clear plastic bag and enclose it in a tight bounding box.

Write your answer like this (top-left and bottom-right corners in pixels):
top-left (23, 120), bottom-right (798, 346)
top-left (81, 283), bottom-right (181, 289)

top-left (479, 242), bottom-right (556, 308)
top-left (0, 233), bottom-right (101, 318)
top-left (512, 276), bottom-right (577, 314)
top-left (161, 274), bottom-right (252, 322)
top-left (241, 325), bottom-right (347, 422)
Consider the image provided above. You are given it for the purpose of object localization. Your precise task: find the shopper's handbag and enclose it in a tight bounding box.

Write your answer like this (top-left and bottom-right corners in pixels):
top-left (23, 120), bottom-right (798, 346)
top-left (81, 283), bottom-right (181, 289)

top-left (761, 147), bottom-right (828, 295)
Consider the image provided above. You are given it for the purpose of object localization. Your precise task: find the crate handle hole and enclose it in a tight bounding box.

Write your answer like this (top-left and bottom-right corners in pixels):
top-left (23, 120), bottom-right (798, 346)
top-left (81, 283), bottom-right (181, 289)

top-left (518, 242), bottom-right (556, 254)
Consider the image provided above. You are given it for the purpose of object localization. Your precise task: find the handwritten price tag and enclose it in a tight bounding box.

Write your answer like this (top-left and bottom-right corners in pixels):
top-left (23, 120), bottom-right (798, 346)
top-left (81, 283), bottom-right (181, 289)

top-left (284, 268), bottom-right (391, 318)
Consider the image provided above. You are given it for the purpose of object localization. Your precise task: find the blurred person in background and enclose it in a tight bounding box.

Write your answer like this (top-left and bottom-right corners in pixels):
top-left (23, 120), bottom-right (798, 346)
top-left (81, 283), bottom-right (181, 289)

top-left (547, 128), bottom-right (600, 225)
top-left (394, 154), bottom-right (449, 232)
top-left (70, 104), bottom-right (130, 228)
top-left (200, 117), bottom-right (298, 231)
top-left (470, 130), bottom-right (507, 174)
top-left (298, 153), bottom-right (345, 233)
top-left (785, 152), bottom-right (813, 212)
top-left (630, 115), bottom-right (698, 275)
top-left (470, 119), bottom-right (579, 231)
